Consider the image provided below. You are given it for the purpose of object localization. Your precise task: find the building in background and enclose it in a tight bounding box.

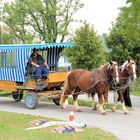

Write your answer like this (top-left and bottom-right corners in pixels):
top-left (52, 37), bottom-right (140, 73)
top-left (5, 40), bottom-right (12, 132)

top-left (57, 55), bottom-right (72, 71)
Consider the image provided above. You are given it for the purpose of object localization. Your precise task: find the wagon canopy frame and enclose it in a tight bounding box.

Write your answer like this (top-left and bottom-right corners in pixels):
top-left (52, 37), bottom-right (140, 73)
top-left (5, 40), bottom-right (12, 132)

top-left (0, 43), bottom-right (73, 82)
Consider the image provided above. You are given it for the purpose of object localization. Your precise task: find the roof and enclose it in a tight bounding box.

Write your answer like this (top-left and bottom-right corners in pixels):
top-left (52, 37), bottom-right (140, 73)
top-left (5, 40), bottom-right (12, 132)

top-left (0, 42), bottom-right (74, 50)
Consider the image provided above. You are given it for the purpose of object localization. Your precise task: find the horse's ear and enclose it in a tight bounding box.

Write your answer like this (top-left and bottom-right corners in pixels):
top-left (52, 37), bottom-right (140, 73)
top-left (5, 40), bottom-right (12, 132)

top-left (128, 56), bottom-right (132, 62)
top-left (128, 58), bottom-right (131, 62)
top-left (110, 61), bottom-right (113, 65)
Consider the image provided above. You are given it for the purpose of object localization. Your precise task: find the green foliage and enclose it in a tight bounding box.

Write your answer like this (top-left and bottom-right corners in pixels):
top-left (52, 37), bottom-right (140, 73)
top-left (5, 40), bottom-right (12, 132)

top-left (2, 0), bottom-right (84, 43)
top-left (106, 0), bottom-right (140, 75)
top-left (132, 77), bottom-right (140, 93)
top-left (64, 23), bottom-right (107, 70)
top-left (0, 26), bottom-right (16, 44)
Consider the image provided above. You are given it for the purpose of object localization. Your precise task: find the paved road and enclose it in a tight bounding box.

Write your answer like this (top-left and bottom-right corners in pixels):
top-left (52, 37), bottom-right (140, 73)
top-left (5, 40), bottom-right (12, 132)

top-left (0, 93), bottom-right (140, 140)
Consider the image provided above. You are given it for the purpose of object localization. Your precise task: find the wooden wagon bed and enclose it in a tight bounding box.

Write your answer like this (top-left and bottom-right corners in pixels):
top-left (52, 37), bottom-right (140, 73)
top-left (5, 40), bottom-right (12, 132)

top-left (0, 72), bottom-right (68, 92)
top-left (0, 71), bottom-right (68, 108)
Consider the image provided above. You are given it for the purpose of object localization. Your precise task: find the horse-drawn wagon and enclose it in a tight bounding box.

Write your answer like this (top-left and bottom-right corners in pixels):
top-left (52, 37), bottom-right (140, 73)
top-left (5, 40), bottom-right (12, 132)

top-left (0, 43), bottom-right (73, 109)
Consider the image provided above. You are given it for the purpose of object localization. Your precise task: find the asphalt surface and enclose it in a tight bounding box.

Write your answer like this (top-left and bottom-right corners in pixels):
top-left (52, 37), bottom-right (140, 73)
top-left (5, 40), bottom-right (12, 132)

top-left (0, 93), bottom-right (140, 140)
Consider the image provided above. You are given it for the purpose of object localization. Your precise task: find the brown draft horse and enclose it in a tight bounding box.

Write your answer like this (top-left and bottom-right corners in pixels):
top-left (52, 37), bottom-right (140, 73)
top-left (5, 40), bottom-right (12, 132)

top-left (60, 61), bottom-right (119, 114)
top-left (92, 59), bottom-right (137, 114)
top-left (113, 59), bottom-right (137, 113)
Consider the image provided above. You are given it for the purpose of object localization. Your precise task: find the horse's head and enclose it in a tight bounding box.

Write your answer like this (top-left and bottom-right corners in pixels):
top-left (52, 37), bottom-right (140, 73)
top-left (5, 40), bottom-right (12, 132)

top-left (121, 59), bottom-right (137, 81)
top-left (107, 61), bottom-right (119, 83)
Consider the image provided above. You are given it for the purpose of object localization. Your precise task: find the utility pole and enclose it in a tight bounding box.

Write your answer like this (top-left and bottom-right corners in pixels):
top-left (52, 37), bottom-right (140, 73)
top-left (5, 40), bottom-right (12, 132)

top-left (0, 0), bottom-right (3, 44)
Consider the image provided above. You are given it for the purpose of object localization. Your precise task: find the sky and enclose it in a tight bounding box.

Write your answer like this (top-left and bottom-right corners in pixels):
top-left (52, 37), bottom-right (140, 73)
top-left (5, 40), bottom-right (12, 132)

top-left (72, 0), bottom-right (127, 35)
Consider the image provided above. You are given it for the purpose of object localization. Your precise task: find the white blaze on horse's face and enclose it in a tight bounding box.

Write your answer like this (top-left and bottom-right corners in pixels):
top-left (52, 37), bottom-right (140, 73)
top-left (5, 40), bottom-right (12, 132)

top-left (132, 63), bottom-right (137, 80)
top-left (108, 62), bottom-right (119, 83)
top-left (115, 65), bottom-right (119, 83)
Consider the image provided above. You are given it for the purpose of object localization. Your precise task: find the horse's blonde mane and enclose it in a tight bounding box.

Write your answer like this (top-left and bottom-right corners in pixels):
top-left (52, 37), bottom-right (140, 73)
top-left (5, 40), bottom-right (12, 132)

top-left (100, 62), bottom-right (109, 69)
top-left (120, 61), bottom-right (128, 71)
top-left (107, 61), bottom-right (117, 69)
top-left (120, 60), bottom-right (135, 71)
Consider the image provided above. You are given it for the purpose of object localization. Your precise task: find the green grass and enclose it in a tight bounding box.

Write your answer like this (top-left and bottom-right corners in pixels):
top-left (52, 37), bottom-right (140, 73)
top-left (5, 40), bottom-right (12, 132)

top-left (0, 111), bottom-right (117, 140)
top-left (131, 77), bottom-right (140, 96)
top-left (131, 91), bottom-right (140, 96)
top-left (68, 97), bottom-right (92, 107)
top-left (68, 97), bottom-right (122, 110)
top-left (0, 91), bottom-right (10, 94)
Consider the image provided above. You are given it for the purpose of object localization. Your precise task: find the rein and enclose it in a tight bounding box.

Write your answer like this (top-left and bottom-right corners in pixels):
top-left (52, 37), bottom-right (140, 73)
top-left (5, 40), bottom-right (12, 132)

top-left (66, 69), bottom-right (108, 96)
top-left (110, 76), bottom-right (131, 91)
top-left (69, 80), bottom-right (106, 96)
top-left (71, 65), bottom-right (117, 96)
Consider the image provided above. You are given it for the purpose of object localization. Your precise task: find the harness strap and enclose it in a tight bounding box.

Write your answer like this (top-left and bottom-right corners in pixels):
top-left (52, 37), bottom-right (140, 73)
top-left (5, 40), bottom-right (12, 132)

top-left (111, 76), bottom-right (132, 91)
top-left (69, 80), bottom-right (106, 96)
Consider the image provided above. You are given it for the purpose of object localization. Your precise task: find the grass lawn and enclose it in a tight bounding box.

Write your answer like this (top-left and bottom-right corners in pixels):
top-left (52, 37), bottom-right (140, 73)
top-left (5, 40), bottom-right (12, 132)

top-left (0, 111), bottom-right (118, 140)
top-left (68, 97), bottom-right (122, 110)
top-left (131, 91), bottom-right (140, 96)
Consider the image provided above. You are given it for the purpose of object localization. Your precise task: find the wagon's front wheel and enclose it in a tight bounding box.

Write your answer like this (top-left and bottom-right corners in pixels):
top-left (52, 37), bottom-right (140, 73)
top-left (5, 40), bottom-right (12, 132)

top-left (25, 92), bottom-right (38, 109)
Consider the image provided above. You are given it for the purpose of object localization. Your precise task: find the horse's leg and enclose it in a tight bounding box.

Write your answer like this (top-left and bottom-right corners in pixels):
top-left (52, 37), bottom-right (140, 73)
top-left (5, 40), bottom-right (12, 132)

top-left (73, 93), bottom-right (82, 112)
top-left (117, 90), bottom-right (128, 114)
top-left (60, 91), bottom-right (69, 109)
top-left (103, 92), bottom-right (108, 111)
top-left (97, 92), bottom-right (106, 115)
top-left (91, 93), bottom-right (98, 111)
top-left (64, 96), bottom-right (69, 106)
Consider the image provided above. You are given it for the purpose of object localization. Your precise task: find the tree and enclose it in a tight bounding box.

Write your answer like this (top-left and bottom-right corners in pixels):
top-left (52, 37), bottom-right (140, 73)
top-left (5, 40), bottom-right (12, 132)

top-left (0, 25), bottom-right (16, 44)
top-left (64, 22), bottom-right (107, 70)
top-left (106, 0), bottom-right (140, 75)
top-left (2, 0), bottom-right (84, 43)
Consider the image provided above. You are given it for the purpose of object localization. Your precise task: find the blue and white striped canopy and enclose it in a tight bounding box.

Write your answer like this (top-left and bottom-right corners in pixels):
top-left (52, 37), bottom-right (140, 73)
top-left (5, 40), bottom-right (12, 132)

top-left (0, 43), bottom-right (73, 82)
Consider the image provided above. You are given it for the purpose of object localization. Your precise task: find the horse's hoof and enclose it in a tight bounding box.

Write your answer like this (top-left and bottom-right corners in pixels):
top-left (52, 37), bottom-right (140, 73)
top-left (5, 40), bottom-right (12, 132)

top-left (92, 107), bottom-right (97, 111)
top-left (61, 106), bottom-right (64, 109)
top-left (102, 112), bottom-right (106, 115)
top-left (60, 105), bottom-right (65, 109)
top-left (77, 109), bottom-right (82, 112)
top-left (124, 111), bottom-right (129, 115)
top-left (127, 107), bottom-right (134, 111)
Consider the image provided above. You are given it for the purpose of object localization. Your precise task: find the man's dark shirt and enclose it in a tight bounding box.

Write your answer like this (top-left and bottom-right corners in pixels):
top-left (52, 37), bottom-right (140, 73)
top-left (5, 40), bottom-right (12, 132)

top-left (29, 54), bottom-right (45, 65)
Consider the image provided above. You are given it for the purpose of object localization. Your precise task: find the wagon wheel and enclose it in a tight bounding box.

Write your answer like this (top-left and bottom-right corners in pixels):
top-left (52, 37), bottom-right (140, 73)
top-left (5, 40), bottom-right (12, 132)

top-left (52, 86), bottom-right (62, 106)
top-left (25, 92), bottom-right (38, 109)
top-left (12, 90), bottom-right (23, 102)
top-left (53, 98), bottom-right (60, 106)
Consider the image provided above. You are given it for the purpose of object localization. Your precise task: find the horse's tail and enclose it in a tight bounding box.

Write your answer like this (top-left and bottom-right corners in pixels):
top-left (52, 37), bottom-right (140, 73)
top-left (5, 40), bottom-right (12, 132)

top-left (63, 71), bottom-right (71, 91)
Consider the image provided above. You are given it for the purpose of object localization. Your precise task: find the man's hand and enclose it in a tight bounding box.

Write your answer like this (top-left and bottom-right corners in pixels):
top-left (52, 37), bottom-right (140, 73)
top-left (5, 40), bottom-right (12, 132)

top-left (44, 62), bottom-right (49, 68)
top-left (31, 62), bottom-right (39, 67)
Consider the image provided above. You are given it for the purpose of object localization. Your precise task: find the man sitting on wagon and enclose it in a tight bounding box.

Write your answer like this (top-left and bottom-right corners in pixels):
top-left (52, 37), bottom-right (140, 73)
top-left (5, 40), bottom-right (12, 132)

top-left (29, 48), bottom-right (49, 90)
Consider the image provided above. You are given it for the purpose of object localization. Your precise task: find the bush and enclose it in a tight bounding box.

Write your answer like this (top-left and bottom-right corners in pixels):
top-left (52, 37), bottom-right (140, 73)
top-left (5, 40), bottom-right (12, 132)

top-left (132, 77), bottom-right (140, 91)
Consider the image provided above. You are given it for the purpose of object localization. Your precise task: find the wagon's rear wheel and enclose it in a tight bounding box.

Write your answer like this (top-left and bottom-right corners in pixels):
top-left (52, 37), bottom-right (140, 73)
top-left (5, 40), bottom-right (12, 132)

top-left (52, 86), bottom-right (61, 105)
top-left (25, 92), bottom-right (38, 109)
top-left (53, 98), bottom-right (60, 106)
top-left (12, 90), bottom-right (23, 102)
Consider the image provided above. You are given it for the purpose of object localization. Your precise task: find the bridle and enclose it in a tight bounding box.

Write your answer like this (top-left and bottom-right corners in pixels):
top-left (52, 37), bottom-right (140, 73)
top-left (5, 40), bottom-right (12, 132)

top-left (125, 61), bottom-right (137, 79)
top-left (108, 63), bottom-right (119, 84)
